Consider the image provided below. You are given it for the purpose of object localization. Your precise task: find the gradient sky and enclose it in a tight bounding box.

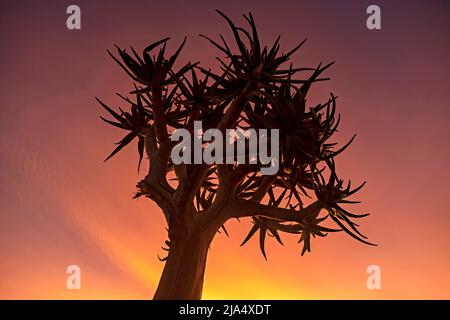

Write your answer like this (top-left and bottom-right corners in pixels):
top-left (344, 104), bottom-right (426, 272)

top-left (0, 0), bottom-right (449, 299)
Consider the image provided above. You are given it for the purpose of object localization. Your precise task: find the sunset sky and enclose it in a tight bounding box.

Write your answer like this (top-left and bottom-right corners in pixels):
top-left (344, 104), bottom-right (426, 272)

top-left (0, 0), bottom-right (449, 299)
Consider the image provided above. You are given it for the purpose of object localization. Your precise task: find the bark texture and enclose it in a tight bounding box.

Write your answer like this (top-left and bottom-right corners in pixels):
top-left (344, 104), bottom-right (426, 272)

top-left (153, 227), bottom-right (215, 300)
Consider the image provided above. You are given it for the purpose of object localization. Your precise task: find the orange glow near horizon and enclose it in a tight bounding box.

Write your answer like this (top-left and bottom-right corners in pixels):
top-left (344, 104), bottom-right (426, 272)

top-left (0, 1), bottom-right (449, 300)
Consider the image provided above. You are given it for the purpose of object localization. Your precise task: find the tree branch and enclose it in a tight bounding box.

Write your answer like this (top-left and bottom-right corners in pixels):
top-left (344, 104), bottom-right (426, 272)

top-left (217, 81), bottom-right (256, 132)
top-left (251, 175), bottom-right (277, 202)
top-left (175, 81), bottom-right (257, 208)
top-left (151, 84), bottom-right (169, 145)
top-left (227, 199), bottom-right (323, 222)
top-left (141, 126), bottom-right (174, 224)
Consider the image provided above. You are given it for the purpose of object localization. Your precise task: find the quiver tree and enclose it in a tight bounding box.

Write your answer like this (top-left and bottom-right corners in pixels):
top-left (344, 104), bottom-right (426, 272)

top-left (97, 11), bottom-right (374, 300)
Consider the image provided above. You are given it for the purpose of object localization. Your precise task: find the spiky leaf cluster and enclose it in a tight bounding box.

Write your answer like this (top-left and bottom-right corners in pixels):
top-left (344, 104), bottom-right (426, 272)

top-left (98, 10), bottom-right (374, 260)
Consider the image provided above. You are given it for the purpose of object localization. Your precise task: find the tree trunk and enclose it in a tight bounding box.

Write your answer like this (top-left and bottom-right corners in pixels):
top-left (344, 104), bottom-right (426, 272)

top-left (153, 229), bottom-right (213, 300)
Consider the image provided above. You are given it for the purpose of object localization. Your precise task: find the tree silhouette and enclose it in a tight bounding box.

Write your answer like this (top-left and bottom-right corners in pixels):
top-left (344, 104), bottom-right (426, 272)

top-left (97, 11), bottom-right (374, 300)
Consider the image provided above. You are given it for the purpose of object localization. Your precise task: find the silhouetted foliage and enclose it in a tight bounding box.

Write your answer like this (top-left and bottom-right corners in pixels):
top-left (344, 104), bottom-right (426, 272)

top-left (98, 10), bottom-right (374, 299)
